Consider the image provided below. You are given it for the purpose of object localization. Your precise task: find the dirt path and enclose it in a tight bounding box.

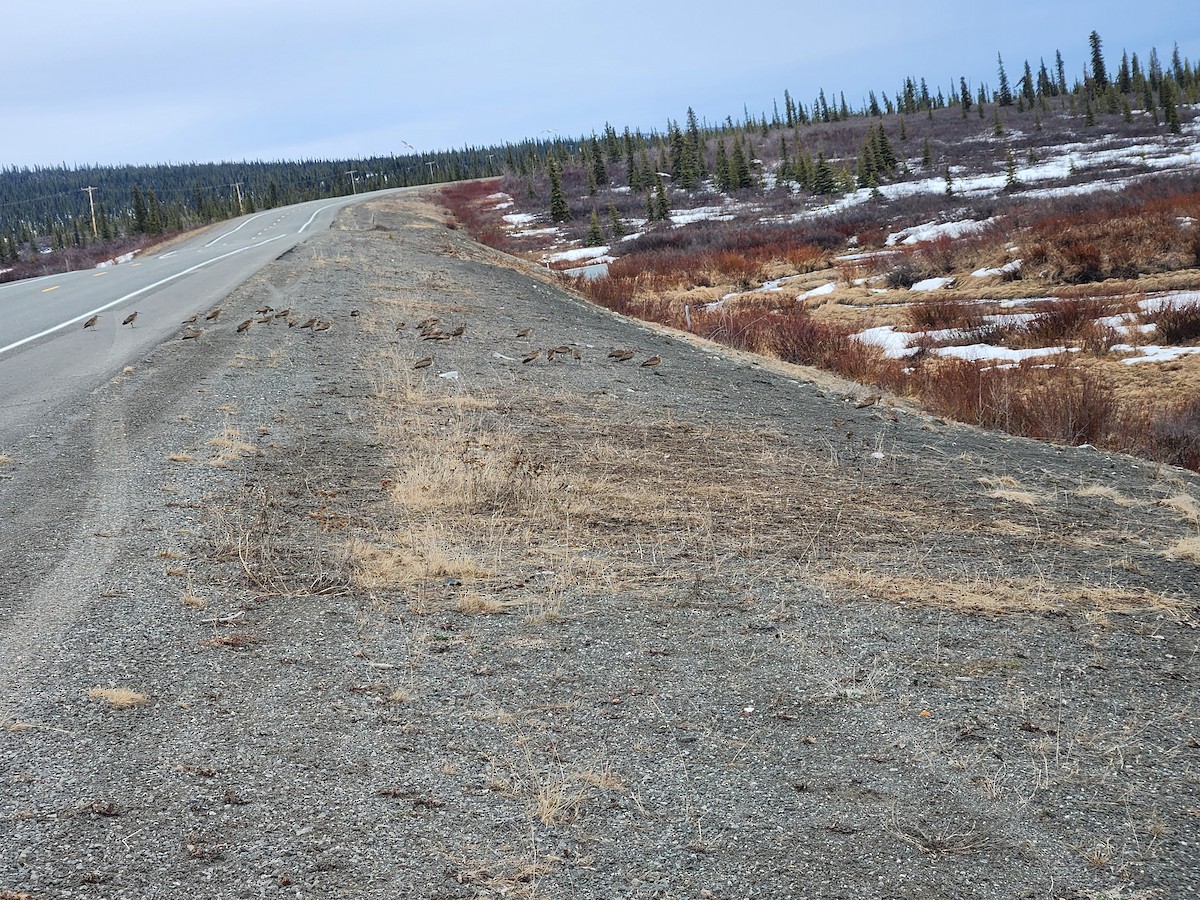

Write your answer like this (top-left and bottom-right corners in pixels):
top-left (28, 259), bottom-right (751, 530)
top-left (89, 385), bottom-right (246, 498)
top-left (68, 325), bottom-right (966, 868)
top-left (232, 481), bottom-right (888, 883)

top-left (1, 193), bottom-right (1197, 899)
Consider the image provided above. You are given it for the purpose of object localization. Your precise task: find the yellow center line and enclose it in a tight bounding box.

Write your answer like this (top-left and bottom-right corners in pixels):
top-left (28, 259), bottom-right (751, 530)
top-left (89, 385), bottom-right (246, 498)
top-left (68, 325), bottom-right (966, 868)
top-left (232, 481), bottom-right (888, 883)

top-left (41, 285), bottom-right (61, 293)
top-left (93, 271), bottom-right (108, 277)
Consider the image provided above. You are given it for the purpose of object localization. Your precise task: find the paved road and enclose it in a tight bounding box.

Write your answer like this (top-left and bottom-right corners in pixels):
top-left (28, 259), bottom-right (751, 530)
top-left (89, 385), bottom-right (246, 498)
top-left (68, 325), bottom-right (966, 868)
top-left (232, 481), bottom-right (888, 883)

top-left (0, 189), bottom-right (402, 439)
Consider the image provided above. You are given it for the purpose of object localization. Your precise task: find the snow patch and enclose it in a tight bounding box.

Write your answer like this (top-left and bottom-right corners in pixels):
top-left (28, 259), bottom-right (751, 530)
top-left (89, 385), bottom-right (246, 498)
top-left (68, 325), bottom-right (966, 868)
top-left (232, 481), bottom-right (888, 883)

top-left (910, 277), bottom-right (955, 291)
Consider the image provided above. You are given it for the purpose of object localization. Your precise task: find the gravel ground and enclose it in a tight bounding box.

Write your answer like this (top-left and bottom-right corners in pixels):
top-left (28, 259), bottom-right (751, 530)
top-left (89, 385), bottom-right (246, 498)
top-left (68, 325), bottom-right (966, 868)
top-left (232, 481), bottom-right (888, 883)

top-left (1, 193), bottom-right (1197, 899)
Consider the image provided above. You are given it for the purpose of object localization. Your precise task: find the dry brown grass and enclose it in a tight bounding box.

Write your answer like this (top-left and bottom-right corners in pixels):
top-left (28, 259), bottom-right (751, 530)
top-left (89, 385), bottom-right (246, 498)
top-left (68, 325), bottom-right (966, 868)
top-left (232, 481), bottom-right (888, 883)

top-left (207, 427), bottom-right (259, 468)
top-left (1164, 536), bottom-right (1200, 563)
top-left (1159, 493), bottom-right (1200, 525)
top-left (820, 568), bottom-right (1185, 616)
top-left (87, 687), bottom-right (149, 709)
top-left (1076, 485), bottom-right (1141, 508)
top-left (980, 475), bottom-right (1043, 507)
top-left (344, 533), bottom-right (491, 591)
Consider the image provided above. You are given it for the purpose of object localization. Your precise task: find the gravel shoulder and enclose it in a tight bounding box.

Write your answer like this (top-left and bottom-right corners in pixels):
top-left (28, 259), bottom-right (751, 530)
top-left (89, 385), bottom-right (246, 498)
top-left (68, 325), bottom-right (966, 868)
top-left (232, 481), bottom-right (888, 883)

top-left (1, 192), bottom-right (1198, 900)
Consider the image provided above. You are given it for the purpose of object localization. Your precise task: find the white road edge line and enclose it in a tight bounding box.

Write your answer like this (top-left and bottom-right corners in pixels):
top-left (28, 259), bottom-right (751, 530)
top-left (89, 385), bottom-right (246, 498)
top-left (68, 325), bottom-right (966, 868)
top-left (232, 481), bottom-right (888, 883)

top-left (0, 235), bottom-right (288, 359)
top-left (299, 202), bottom-right (343, 233)
top-left (204, 213), bottom-right (266, 248)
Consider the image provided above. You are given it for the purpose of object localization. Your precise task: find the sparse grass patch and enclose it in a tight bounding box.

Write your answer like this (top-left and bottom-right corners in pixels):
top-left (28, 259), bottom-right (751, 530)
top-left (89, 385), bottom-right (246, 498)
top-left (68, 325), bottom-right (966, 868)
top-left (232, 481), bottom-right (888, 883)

top-left (456, 591), bottom-right (507, 615)
top-left (980, 475), bottom-right (1043, 507)
top-left (1164, 536), bottom-right (1200, 563)
top-left (1076, 485), bottom-right (1140, 508)
top-left (207, 427), bottom-right (259, 467)
top-left (87, 687), bottom-right (149, 709)
top-left (821, 568), bottom-right (1183, 616)
top-left (1155, 492), bottom-right (1200, 525)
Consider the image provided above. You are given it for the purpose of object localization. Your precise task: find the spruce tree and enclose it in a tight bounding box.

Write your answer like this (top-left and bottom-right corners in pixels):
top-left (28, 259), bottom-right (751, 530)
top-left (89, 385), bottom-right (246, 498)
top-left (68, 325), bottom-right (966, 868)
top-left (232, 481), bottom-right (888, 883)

top-left (714, 139), bottom-right (730, 192)
top-left (811, 152), bottom-right (837, 195)
top-left (653, 176), bottom-right (670, 221)
top-left (874, 126), bottom-right (897, 174)
top-left (729, 140), bottom-right (751, 191)
top-left (996, 53), bottom-right (1014, 106)
top-left (1089, 31), bottom-right (1109, 89)
top-left (586, 210), bottom-right (604, 247)
top-left (1004, 147), bottom-right (1020, 190)
top-left (1161, 79), bottom-right (1182, 134)
top-left (548, 160), bottom-right (570, 223)
top-left (856, 141), bottom-right (878, 189)
top-left (590, 135), bottom-right (608, 187)
top-left (607, 203), bottom-right (627, 238)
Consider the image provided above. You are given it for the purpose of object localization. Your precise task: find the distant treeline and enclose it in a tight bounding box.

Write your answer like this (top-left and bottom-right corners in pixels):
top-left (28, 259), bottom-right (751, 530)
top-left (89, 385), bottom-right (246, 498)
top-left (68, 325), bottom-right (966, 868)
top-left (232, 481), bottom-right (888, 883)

top-left (1, 30), bottom-right (1194, 266)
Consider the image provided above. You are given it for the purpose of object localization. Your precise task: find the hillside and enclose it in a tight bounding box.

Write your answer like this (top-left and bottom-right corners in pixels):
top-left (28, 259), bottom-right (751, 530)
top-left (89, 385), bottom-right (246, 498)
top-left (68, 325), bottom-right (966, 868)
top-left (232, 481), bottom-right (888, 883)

top-left (440, 73), bottom-right (1200, 473)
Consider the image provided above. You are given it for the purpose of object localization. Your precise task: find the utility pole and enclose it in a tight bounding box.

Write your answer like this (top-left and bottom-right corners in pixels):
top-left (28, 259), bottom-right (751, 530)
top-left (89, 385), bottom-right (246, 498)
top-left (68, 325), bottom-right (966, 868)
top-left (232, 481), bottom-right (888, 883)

top-left (82, 186), bottom-right (98, 237)
top-left (425, 160), bottom-right (436, 181)
top-left (230, 182), bottom-right (244, 214)
top-left (345, 170), bottom-right (357, 194)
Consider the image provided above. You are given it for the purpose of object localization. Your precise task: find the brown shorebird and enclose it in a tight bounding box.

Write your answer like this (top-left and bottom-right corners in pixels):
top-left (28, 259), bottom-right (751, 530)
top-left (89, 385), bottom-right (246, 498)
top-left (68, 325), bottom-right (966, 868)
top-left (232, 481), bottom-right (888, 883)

top-left (394, 321), bottom-right (406, 332)
top-left (640, 355), bottom-right (662, 369)
top-left (522, 349), bottom-right (540, 364)
top-left (274, 308), bottom-right (291, 319)
top-left (417, 316), bottom-right (439, 329)
top-left (608, 349), bottom-right (635, 362)
top-left (122, 311), bottom-right (138, 327)
top-left (256, 316), bottom-right (273, 324)
top-left (236, 319), bottom-right (253, 333)
top-left (255, 305), bottom-right (273, 314)
top-left (205, 309), bottom-right (222, 321)
top-left (181, 314), bottom-right (198, 325)
top-left (83, 315), bottom-right (99, 329)
top-left (299, 317), bottom-right (318, 329)
top-left (182, 329), bottom-right (202, 340)
top-left (570, 347), bottom-right (581, 361)
top-left (449, 325), bottom-right (465, 337)
top-left (314, 321), bottom-right (331, 332)
top-left (414, 356), bottom-right (433, 369)
top-left (349, 309), bottom-right (360, 317)
top-left (516, 327), bottom-right (532, 339)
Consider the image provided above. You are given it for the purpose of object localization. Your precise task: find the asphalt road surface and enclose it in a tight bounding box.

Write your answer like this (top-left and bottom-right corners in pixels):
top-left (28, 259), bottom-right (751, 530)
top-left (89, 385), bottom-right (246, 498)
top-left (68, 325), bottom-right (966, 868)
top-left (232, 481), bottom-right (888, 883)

top-left (0, 189), bottom-right (403, 440)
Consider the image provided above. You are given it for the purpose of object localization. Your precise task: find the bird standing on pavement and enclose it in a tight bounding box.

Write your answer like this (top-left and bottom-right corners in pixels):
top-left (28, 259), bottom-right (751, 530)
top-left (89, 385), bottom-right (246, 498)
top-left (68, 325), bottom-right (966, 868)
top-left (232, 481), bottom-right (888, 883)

top-left (83, 315), bottom-right (99, 329)
top-left (608, 349), bottom-right (635, 362)
top-left (122, 312), bottom-right (138, 327)
top-left (641, 355), bottom-right (662, 369)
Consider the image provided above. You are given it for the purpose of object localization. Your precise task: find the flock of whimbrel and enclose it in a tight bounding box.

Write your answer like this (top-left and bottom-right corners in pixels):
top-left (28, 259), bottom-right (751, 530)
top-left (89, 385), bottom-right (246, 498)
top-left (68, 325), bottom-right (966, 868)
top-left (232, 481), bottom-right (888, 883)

top-left (81, 305), bottom-right (664, 372)
top-left (407, 322), bottom-right (663, 372)
top-left (81, 303), bottom-right (340, 340)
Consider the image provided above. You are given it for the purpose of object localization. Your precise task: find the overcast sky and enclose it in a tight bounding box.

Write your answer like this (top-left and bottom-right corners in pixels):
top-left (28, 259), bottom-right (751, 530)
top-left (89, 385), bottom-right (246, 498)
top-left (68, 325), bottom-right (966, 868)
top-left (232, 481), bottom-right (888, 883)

top-left (2, 1), bottom-right (1196, 169)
